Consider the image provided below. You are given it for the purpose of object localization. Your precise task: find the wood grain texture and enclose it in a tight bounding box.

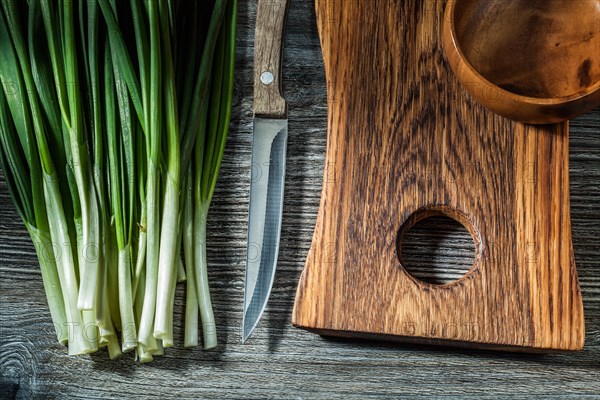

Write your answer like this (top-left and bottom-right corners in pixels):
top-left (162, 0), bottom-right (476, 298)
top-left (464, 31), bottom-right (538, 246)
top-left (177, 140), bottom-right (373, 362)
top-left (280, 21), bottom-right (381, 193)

top-left (443, 0), bottom-right (600, 124)
top-left (0, 0), bottom-right (599, 398)
top-left (253, 0), bottom-right (289, 117)
top-left (292, 0), bottom-right (584, 351)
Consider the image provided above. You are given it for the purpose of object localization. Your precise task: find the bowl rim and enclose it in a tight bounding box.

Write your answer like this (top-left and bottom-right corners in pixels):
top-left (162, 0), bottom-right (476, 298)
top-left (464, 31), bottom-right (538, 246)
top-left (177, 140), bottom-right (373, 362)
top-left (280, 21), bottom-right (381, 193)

top-left (445, 0), bottom-right (600, 107)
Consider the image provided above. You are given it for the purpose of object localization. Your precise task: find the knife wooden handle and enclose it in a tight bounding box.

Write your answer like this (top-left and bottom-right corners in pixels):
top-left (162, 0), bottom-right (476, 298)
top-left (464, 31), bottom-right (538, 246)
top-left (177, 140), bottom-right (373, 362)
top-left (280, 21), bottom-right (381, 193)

top-left (254, 0), bottom-right (289, 118)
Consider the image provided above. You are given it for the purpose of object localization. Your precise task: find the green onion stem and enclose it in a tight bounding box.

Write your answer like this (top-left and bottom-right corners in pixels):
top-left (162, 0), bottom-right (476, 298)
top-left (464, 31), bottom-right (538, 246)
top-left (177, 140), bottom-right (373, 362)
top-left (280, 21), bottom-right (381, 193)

top-left (153, 0), bottom-right (181, 345)
top-left (192, 203), bottom-right (216, 349)
top-left (183, 171), bottom-right (198, 348)
top-left (138, 0), bottom-right (162, 347)
top-left (84, 0), bottom-right (112, 332)
top-left (62, 0), bottom-right (102, 311)
top-left (192, 0), bottom-right (237, 350)
top-left (105, 44), bottom-right (137, 352)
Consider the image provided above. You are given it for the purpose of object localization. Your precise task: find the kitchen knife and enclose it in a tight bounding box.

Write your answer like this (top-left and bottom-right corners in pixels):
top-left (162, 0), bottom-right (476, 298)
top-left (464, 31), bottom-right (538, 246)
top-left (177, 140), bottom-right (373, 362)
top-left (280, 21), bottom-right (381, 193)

top-left (242, 0), bottom-right (289, 343)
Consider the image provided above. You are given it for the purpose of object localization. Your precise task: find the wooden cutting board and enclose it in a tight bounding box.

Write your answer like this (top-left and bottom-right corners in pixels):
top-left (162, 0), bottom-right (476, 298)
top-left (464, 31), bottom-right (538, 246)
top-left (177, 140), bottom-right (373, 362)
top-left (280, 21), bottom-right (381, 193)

top-left (292, 0), bottom-right (585, 351)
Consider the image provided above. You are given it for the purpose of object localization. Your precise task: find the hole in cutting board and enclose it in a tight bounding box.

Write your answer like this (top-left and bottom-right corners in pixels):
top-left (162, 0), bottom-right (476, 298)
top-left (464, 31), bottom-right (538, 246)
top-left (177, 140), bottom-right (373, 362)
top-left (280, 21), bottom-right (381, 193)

top-left (398, 216), bottom-right (476, 285)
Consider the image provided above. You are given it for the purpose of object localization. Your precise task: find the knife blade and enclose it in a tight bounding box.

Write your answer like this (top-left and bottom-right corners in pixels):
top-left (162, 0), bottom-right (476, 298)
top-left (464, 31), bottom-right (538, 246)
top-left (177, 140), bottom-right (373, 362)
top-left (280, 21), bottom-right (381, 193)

top-left (243, 0), bottom-right (289, 343)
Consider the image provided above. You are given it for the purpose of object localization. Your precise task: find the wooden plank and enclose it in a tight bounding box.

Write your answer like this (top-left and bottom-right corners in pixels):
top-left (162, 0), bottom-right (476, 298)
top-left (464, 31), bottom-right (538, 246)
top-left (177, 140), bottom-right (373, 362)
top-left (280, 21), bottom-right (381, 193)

top-left (0, 0), bottom-right (598, 398)
top-left (293, 0), bottom-right (584, 351)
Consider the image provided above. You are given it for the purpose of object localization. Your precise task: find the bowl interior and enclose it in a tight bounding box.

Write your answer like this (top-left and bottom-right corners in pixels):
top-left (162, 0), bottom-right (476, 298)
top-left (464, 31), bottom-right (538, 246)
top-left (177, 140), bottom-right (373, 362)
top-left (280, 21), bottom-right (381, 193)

top-left (453, 0), bottom-right (600, 99)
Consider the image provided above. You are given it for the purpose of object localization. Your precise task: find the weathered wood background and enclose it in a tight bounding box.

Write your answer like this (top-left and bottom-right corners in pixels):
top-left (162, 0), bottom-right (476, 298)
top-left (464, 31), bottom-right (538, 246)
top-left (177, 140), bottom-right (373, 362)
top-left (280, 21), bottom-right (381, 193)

top-left (1, 0), bottom-right (598, 398)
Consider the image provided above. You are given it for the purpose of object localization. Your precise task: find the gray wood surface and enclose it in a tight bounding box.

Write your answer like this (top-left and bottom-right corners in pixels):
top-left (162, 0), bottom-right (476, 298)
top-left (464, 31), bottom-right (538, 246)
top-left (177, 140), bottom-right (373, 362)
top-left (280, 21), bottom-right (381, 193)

top-left (1, 1), bottom-right (599, 398)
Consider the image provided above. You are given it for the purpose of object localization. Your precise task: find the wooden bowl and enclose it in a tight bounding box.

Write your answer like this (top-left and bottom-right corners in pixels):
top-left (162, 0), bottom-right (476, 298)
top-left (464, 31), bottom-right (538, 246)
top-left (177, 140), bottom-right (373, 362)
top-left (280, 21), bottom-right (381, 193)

top-left (443, 0), bottom-right (600, 124)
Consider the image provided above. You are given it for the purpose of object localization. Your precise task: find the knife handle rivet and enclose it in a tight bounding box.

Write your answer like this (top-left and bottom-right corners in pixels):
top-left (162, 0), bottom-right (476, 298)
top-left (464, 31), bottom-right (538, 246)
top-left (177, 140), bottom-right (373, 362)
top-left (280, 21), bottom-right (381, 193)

top-left (260, 71), bottom-right (275, 85)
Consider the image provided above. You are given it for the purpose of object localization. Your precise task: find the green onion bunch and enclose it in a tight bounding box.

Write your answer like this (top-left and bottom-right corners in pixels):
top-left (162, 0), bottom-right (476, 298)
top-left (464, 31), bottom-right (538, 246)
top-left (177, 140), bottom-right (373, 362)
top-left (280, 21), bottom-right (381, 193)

top-left (0, 0), bottom-right (237, 362)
